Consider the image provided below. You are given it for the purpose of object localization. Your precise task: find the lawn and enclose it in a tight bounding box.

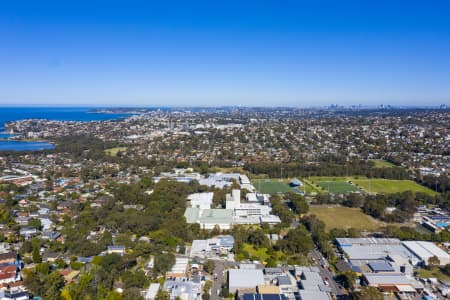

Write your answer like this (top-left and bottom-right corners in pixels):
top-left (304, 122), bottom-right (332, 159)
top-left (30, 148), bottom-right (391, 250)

top-left (371, 159), bottom-right (396, 168)
top-left (309, 205), bottom-right (385, 231)
top-left (352, 179), bottom-right (437, 195)
top-left (309, 176), bottom-right (360, 194)
top-left (241, 243), bottom-right (270, 262)
top-left (302, 179), bottom-right (323, 194)
top-left (252, 179), bottom-right (294, 194)
top-left (252, 178), bottom-right (320, 195)
top-left (104, 147), bottom-right (127, 156)
top-left (240, 243), bottom-right (286, 264)
top-left (309, 176), bottom-right (437, 196)
top-left (316, 180), bottom-right (359, 193)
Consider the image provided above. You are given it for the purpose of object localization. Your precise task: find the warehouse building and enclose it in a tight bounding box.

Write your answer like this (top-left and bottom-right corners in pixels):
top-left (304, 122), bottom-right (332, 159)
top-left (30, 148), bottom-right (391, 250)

top-left (362, 273), bottom-right (423, 295)
top-left (402, 241), bottom-right (450, 266)
top-left (228, 269), bottom-right (265, 294)
top-left (335, 238), bottom-right (417, 264)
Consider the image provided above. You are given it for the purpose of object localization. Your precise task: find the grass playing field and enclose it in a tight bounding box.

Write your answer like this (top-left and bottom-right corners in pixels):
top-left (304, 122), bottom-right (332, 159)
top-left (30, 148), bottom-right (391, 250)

top-left (302, 179), bottom-right (323, 194)
top-left (309, 205), bottom-right (385, 231)
top-left (316, 180), bottom-right (359, 193)
top-left (253, 179), bottom-right (293, 194)
top-left (310, 176), bottom-right (437, 195)
top-left (352, 178), bottom-right (438, 195)
top-left (252, 178), bottom-right (321, 195)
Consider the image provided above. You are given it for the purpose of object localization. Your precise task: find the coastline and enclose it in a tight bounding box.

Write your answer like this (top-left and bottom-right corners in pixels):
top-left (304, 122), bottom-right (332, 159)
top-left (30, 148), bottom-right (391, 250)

top-left (0, 107), bottom-right (132, 151)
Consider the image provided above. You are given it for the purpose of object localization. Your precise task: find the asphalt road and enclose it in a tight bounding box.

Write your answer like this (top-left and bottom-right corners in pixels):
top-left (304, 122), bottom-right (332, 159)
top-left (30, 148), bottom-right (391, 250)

top-left (309, 249), bottom-right (345, 296)
top-left (210, 259), bottom-right (237, 300)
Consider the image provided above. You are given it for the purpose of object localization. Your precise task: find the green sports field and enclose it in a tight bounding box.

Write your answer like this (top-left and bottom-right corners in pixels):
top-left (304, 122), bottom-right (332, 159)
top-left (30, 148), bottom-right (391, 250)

top-left (253, 179), bottom-right (293, 194)
top-left (352, 179), bottom-right (438, 195)
top-left (316, 180), bottom-right (359, 193)
top-left (310, 176), bottom-right (437, 195)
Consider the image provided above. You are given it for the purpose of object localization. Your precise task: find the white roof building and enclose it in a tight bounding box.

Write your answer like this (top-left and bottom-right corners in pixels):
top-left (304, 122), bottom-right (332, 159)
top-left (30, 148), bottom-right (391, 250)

top-left (167, 257), bottom-right (189, 277)
top-left (402, 241), bottom-right (450, 266)
top-left (187, 192), bottom-right (214, 210)
top-left (228, 269), bottom-right (265, 294)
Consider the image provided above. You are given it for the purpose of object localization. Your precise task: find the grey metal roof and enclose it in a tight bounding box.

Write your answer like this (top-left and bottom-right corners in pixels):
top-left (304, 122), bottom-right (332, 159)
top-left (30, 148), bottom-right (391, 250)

top-left (264, 267), bottom-right (283, 275)
top-left (276, 275), bottom-right (291, 286)
top-left (219, 235), bottom-right (235, 246)
top-left (228, 269), bottom-right (265, 289)
top-left (363, 273), bottom-right (414, 285)
top-left (298, 290), bottom-right (330, 300)
top-left (368, 261), bottom-right (395, 272)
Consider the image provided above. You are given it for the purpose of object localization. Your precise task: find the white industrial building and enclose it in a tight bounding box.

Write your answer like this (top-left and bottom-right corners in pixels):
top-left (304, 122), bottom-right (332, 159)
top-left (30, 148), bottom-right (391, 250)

top-left (226, 189), bottom-right (281, 225)
top-left (184, 207), bottom-right (233, 230)
top-left (185, 189), bottom-right (280, 229)
top-left (402, 241), bottom-right (450, 266)
top-left (246, 193), bottom-right (270, 205)
top-left (335, 238), bottom-right (420, 265)
top-left (187, 192), bottom-right (214, 209)
top-left (228, 269), bottom-right (265, 294)
top-left (198, 173), bottom-right (255, 191)
top-left (189, 235), bottom-right (235, 258)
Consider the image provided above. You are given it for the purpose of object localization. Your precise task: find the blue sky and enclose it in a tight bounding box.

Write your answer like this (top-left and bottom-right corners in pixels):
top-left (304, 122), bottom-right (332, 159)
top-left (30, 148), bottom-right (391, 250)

top-left (1, 0), bottom-right (450, 107)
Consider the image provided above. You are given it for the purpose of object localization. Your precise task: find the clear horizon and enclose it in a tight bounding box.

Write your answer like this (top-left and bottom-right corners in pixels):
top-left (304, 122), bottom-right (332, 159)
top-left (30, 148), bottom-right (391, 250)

top-left (1, 1), bottom-right (450, 107)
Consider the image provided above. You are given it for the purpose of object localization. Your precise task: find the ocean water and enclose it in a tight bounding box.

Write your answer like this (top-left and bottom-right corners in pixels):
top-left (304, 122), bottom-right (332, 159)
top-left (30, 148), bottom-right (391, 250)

top-left (0, 107), bottom-right (131, 151)
top-left (0, 107), bottom-right (131, 130)
top-left (0, 141), bottom-right (55, 151)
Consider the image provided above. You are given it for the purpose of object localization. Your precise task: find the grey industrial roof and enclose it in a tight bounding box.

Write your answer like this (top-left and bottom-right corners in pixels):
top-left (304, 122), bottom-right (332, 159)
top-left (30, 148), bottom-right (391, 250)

top-left (264, 268), bottom-right (283, 275)
top-left (368, 261), bottom-right (395, 272)
top-left (190, 240), bottom-right (208, 255)
top-left (184, 207), bottom-right (233, 224)
top-left (302, 271), bottom-right (323, 283)
top-left (185, 207), bottom-right (200, 223)
top-left (300, 280), bottom-right (321, 291)
top-left (298, 290), bottom-right (330, 300)
top-left (276, 275), bottom-right (292, 286)
top-left (219, 235), bottom-right (235, 246)
top-left (342, 243), bottom-right (413, 260)
top-left (229, 269), bottom-right (265, 289)
top-left (363, 273), bottom-right (414, 285)
top-left (336, 238), bottom-right (401, 247)
top-left (199, 209), bottom-right (233, 224)
top-left (403, 241), bottom-right (450, 261)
